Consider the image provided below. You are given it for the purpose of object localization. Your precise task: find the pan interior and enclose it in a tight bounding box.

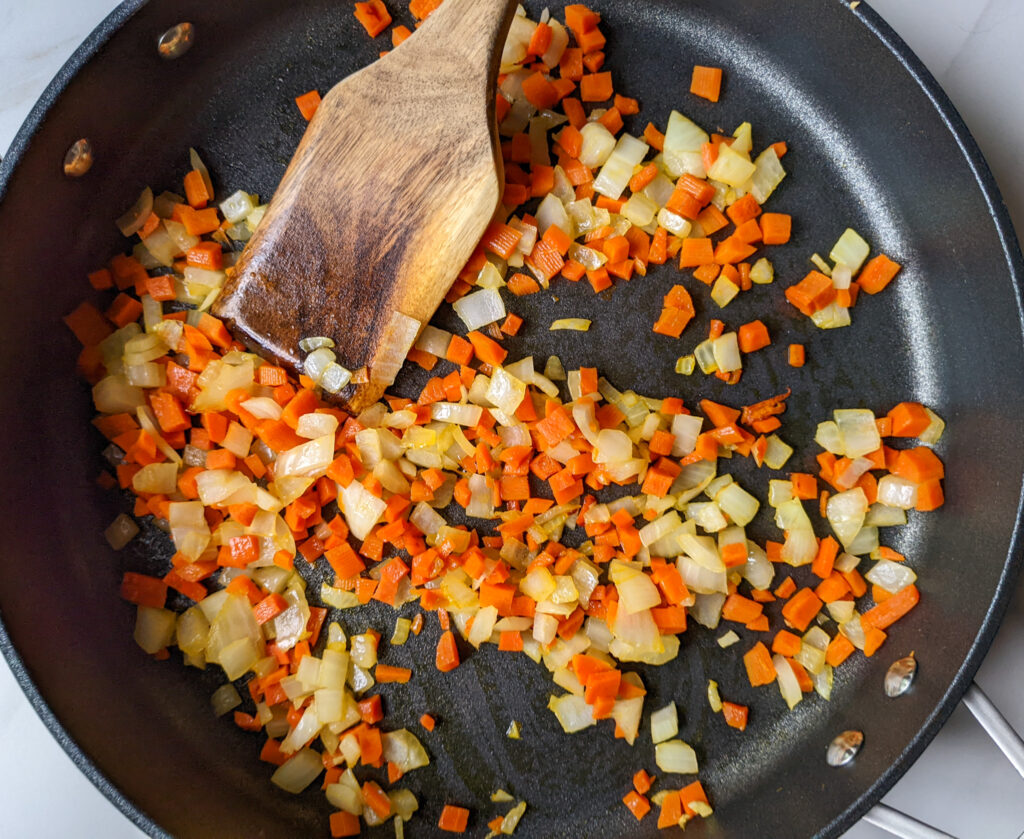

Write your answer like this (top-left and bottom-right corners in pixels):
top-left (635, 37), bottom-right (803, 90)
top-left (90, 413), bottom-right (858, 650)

top-left (0, 0), bottom-right (1021, 837)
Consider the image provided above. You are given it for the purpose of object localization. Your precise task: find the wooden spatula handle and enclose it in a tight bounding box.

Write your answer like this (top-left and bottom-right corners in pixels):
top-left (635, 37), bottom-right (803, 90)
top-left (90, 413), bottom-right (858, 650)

top-left (214, 0), bottom-right (519, 413)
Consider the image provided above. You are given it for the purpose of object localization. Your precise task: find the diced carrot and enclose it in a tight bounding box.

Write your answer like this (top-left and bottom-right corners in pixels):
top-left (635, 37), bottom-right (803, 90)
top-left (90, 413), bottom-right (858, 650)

top-left (353, 0), bottom-right (391, 37)
top-left (183, 169), bottom-right (212, 208)
top-left (781, 588), bottom-right (823, 632)
top-left (622, 791), bottom-right (651, 822)
top-left (679, 238), bottom-right (715, 268)
top-left (738, 320), bottom-right (771, 353)
top-left (722, 701), bottom-right (748, 731)
top-left (690, 65), bottom-right (723, 102)
top-left (580, 72), bottom-right (613, 102)
top-left (743, 641), bottom-right (776, 686)
top-left (760, 212), bottom-right (792, 245)
top-left (438, 804), bottom-right (470, 833)
top-left (826, 633), bottom-right (856, 667)
top-left (785, 270), bottom-right (837, 316)
top-left (858, 254), bottom-right (902, 294)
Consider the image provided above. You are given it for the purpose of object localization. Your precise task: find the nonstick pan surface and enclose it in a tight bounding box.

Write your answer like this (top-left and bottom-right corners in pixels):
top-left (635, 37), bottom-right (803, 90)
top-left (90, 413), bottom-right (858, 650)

top-left (0, 1), bottom-right (1022, 837)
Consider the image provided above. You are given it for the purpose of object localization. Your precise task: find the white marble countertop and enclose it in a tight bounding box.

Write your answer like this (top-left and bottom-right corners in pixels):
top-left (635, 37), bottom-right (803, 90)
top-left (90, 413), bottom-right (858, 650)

top-left (2, 1), bottom-right (1023, 837)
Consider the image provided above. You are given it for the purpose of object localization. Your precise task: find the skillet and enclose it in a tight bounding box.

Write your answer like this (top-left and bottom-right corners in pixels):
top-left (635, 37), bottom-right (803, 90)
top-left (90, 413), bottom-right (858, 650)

top-left (0, 0), bottom-right (1022, 836)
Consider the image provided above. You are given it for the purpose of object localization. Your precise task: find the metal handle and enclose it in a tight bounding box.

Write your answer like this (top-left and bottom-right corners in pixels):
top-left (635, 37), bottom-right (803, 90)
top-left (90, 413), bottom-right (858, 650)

top-left (962, 682), bottom-right (1024, 779)
top-left (863, 803), bottom-right (956, 839)
top-left (860, 679), bottom-right (1024, 838)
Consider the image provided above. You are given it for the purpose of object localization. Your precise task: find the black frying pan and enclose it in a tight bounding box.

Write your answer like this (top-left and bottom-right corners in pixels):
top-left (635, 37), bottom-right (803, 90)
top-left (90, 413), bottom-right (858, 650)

top-left (1, 1), bottom-right (1022, 837)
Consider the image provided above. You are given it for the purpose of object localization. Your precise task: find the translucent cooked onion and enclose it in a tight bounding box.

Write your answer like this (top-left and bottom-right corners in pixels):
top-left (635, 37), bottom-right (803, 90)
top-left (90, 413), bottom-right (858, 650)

top-left (275, 435), bottom-right (334, 479)
top-left (535, 192), bottom-right (573, 238)
top-left (486, 367), bottom-right (528, 415)
top-left (716, 483), bottom-right (759, 526)
top-left (466, 473), bottom-right (495, 519)
top-left (763, 435), bottom-right (794, 469)
top-left (430, 402), bottom-right (482, 426)
top-left (712, 332), bottom-right (742, 373)
top-left (834, 409), bottom-right (881, 458)
top-left (593, 134), bottom-right (649, 199)
top-left (116, 186), bottom-right (154, 236)
top-left (740, 541), bottom-right (774, 590)
top-left (271, 748), bottom-right (323, 794)
top-left (877, 475), bottom-right (919, 510)
top-left (547, 693), bottom-right (596, 733)
top-left (688, 592), bottom-right (724, 629)
top-left (614, 569), bottom-right (661, 615)
top-left (549, 318), bottom-right (591, 332)
top-left (134, 605), bottom-right (176, 654)
top-left (93, 375), bottom-right (146, 414)
top-left (833, 456), bottom-right (874, 491)
top-left (664, 110), bottom-right (709, 159)
top-left (382, 730), bottom-right (430, 774)
top-left (826, 488), bottom-right (869, 549)
top-left (655, 739), bottom-right (698, 774)
top-left (750, 146), bottom-right (787, 203)
top-left (132, 462), bottom-right (179, 495)
top-left (866, 559), bottom-right (917, 593)
top-left (104, 513), bottom-right (139, 550)
top-left (453, 287), bottom-right (506, 330)
top-left (593, 429), bottom-right (633, 464)
top-left (578, 122), bottom-right (617, 168)
top-left (650, 702), bottom-right (678, 744)
top-left (211, 683), bottom-right (242, 717)
top-left (370, 311), bottom-right (421, 386)
top-left (773, 654), bottom-right (803, 710)
top-left (339, 480), bottom-right (387, 540)
top-left (707, 143), bottom-right (756, 187)
top-left (611, 695), bottom-right (644, 745)
top-left (671, 413), bottom-right (703, 457)
top-left (782, 528), bottom-right (818, 566)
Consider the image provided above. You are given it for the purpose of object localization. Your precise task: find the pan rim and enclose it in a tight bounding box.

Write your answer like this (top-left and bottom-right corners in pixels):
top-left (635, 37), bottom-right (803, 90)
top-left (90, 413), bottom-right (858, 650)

top-left (0, 1), bottom-right (1022, 837)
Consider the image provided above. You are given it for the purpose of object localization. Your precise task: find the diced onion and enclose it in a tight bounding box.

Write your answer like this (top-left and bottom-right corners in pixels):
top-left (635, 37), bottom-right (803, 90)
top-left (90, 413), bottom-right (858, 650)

top-left (271, 748), bottom-right (323, 794)
top-left (865, 559), bottom-right (917, 593)
top-left (453, 288), bottom-right (506, 330)
top-left (826, 488), bottom-right (869, 549)
top-left (550, 318), bottom-right (591, 331)
top-left (650, 702), bottom-right (678, 744)
top-left (664, 110), bottom-right (709, 159)
top-left (578, 122), bottom-right (617, 168)
top-left (211, 683), bottom-right (242, 717)
top-left (707, 143), bottom-right (756, 187)
top-left (877, 475), bottom-right (919, 510)
top-left (654, 739), bottom-right (698, 774)
top-left (134, 606), bottom-right (176, 654)
top-left (712, 332), bottom-right (742, 373)
top-left (116, 187), bottom-right (154, 236)
top-left (830, 228), bottom-right (870, 274)
top-left (593, 134), bottom-right (649, 199)
top-left (105, 513), bottom-right (139, 549)
top-left (750, 147), bottom-right (786, 204)
top-left (834, 409), bottom-right (880, 458)
top-left (382, 730), bottom-right (430, 774)
top-left (339, 480), bottom-right (387, 540)
top-left (547, 694), bottom-right (596, 733)
top-left (773, 654), bottom-right (803, 710)
top-left (763, 435), bottom-right (794, 470)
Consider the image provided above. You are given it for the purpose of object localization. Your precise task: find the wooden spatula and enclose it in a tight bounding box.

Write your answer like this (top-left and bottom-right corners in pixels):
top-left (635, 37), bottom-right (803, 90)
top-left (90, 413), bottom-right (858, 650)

top-left (213, 0), bottom-right (519, 412)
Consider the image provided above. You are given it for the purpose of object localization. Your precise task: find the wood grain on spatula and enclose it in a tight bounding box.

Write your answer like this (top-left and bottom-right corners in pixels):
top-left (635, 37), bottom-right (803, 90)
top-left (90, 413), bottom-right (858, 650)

top-left (214, 0), bottom-right (519, 412)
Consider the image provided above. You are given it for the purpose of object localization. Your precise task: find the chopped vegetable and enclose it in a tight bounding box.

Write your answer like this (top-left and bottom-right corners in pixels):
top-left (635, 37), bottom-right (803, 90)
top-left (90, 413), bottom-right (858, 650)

top-left (70, 6), bottom-right (947, 837)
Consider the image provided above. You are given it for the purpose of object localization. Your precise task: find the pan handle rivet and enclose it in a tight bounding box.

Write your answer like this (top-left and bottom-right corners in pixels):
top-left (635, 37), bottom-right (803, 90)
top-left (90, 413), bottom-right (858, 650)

top-left (884, 653), bottom-right (917, 698)
top-left (157, 22), bottom-right (194, 60)
top-left (827, 730), bottom-right (863, 767)
top-left (63, 138), bottom-right (93, 177)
